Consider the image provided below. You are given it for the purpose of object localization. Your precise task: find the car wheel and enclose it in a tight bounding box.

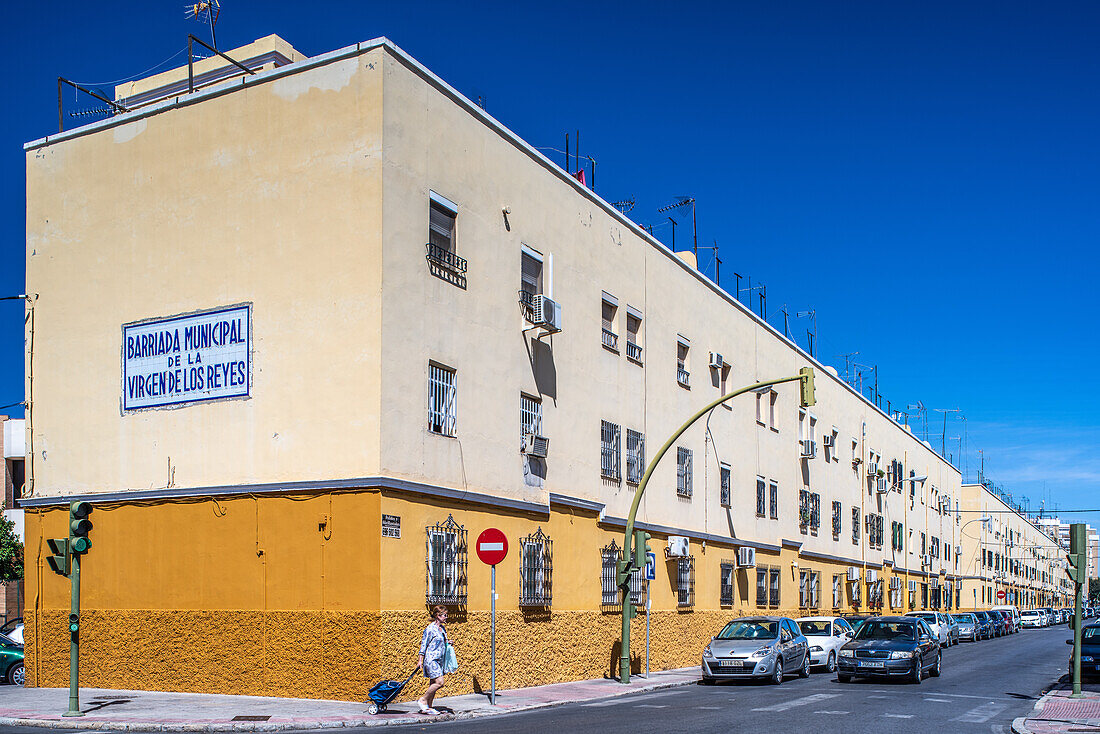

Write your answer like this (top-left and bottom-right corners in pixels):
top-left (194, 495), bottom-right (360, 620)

top-left (930, 653), bottom-right (941, 677)
top-left (826, 651), bottom-right (836, 673)
top-left (837, 673), bottom-right (851, 683)
top-left (771, 660), bottom-right (783, 685)
top-left (7, 663), bottom-right (23, 687)
top-left (911, 658), bottom-right (922, 684)
top-left (799, 653), bottom-right (811, 678)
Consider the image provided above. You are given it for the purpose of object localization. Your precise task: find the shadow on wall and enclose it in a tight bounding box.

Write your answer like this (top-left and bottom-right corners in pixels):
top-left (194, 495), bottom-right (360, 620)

top-left (608, 640), bottom-right (642, 679)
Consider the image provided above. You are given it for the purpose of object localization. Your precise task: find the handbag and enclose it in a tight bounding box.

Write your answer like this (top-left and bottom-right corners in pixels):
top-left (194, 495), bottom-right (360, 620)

top-left (443, 640), bottom-right (459, 674)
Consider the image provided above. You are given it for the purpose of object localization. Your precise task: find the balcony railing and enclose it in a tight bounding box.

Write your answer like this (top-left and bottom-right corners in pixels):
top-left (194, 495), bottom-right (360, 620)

top-left (425, 242), bottom-right (468, 274)
top-left (602, 328), bottom-right (619, 351)
top-left (626, 340), bottom-right (643, 362)
top-left (677, 366), bottom-right (690, 387)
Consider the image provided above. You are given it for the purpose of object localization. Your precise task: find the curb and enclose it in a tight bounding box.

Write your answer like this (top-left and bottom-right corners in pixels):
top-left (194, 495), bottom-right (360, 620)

top-left (0, 675), bottom-right (699, 731)
top-left (1011, 716), bottom-right (1034, 734)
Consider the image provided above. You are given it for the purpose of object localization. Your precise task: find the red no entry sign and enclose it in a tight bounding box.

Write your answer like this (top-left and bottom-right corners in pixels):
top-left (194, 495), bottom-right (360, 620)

top-left (997, 590), bottom-right (1006, 599)
top-left (476, 528), bottom-right (508, 566)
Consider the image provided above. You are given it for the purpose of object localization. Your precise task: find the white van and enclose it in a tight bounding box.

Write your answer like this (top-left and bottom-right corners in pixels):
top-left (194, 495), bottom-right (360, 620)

top-left (991, 605), bottom-right (1020, 632)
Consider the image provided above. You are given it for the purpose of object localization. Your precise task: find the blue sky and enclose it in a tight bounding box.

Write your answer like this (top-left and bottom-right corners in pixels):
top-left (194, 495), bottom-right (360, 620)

top-left (3, 1), bottom-right (1099, 527)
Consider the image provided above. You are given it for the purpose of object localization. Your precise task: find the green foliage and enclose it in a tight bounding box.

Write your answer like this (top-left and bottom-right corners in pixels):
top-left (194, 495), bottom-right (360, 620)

top-left (0, 511), bottom-right (23, 581)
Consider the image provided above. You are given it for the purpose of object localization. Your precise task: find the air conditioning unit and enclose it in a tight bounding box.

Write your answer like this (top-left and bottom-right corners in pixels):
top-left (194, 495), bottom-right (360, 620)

top-left (736, 547), bottom-right (756, 568)
top-left (847, 566), bottom-right (860, 582)
top-left (865, 569), bottom-right (878, 583)
top-left (875, 478), bottom-right (888, 494)
top-left (800, 439), bottom-right (817, 459)
top-left (908, 580), bottom-right (919, 592)
top-left (890, 576), bottom-right (902, 590)
top-left (866, 462), bottom-right (879, 478)
top-left (922, 554), bottom-right (932, 568)
top-left (530, 294), bottom-right (562, 332)
top-left (930, 577), bottom-right (940, 589)
top-left (522, 433), bottom-right (550, 458)
top-left (822, 434), bottom-right (835, 448)
top-left (708, 352), bottom-right (724, 369)
top-left (666, 536), bottom-right (689, 558)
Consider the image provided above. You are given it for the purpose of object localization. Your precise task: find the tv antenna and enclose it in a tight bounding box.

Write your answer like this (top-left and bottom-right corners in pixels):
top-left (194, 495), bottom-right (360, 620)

top-left (795, 309), bottom-right (817, 358)
top-left (657, 197), bottom-right (697, 260)
top-left (611, 197), bottom-right (636, 215)
top-left (185, 0), bottom-right (221, 50)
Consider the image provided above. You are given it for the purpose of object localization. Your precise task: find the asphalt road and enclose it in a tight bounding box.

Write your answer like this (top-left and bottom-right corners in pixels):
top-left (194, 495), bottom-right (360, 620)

top-left (384, 624), bottom-right (1072, 734)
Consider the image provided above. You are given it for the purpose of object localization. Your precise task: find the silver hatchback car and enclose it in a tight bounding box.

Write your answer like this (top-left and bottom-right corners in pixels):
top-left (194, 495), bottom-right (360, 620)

top-left (702, 616), bottom-right (810, 684)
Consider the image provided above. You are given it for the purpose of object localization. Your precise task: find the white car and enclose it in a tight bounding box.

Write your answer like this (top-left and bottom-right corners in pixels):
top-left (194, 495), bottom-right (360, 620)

top-left (797, 616), bottom-right (854, 673)
top-left (1020, 610), bottom-right (1042, 629)
top-left (906, 611), bottom-right (951, 647)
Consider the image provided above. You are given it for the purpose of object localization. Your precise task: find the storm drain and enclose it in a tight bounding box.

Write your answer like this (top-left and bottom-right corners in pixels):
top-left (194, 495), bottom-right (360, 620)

top-left (231, 716), bottom-right (271, 722)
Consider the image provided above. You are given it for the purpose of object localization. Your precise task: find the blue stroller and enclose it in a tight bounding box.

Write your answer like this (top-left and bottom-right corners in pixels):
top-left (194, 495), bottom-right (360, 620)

top-left (366, 669), bottom-right (417, 715)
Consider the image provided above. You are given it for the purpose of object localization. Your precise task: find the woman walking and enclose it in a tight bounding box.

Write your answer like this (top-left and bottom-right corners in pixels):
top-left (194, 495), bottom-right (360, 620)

top-left (416, 605), bottom-right (450, 715)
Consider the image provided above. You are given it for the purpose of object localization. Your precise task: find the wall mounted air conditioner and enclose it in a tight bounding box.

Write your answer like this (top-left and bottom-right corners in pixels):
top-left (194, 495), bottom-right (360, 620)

top-left (890, 576), bottom-right (902, 590)
top-left (847, 566), bottom-right (860, 582)
top-left (866, 462), bottom-right (879, 477)
top-left (708, 352), bottom-right (724, 370)
top-left (822, 434), bottom-right (835, 448)
top-left (530, 294), bottom-right (562, 333)
top-left (908, 580), bottom-right (919, 592)
top-left (666, 536), bottom-right (689, 558)
top-left (522, 433), bottom-right (550, 458)
top-left (737, 547), bottom-right (756, 568)
top-left (800, 440), bottom-right (817, 459)
top-left (865, 569), bottom-right (879, 583)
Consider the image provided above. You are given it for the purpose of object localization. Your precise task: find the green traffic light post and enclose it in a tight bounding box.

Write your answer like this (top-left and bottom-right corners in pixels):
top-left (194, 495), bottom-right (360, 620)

top-left (46, 501), bottom-right (93, 717)
top-left (1068, 522), bottom-right (1086, 697)
top-left (618, 368), bottom-right (816, 684)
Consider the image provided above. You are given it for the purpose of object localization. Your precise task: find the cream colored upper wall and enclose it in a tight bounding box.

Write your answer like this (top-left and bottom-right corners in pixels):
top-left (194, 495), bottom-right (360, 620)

top-left (26, 48), bottom-right (387, 497)
top-left (376, 48), bottom-right (962, 566)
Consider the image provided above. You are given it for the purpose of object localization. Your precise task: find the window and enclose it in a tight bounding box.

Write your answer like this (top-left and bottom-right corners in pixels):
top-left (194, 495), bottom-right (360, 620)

top-left (869, 579), bottom-right (883, 609)
top-left (677, 556), bottom-right (695, 608)
top-left (811, 493), bottom-right (821, 531)
top-left (428, 194), bottom-right (457, 254)
top-left (756, 567), bottom-right (768, 606)
top-left (852, 507), bottom-right (860, 543)
top-left (601, 295), bottom-right (618, 351)
top-left (799, 570), bottom-right (810, 607)
top-left (600, 540), bottom-right (645, 609)
top-left (519, 528), bottom-right (552, 607)
top-left (756, 392), bottom-right (765, 425)
top-left (426, 515), bottom-right (467, 605)
top-left (921, 532), bottom-right (927, 556)
top-left (626, 311), bottom-right (643, 363)
top-left (626, 429), bottom-right (645, 484)
top-left (720, 561), bottom-right (735, 606)
top-left (852, 439), bottom-right (859, 471)
top-left (811, 571), bottom-right (820, 608)
top-left (428, 363), bottom-right (457, 436)
top-left (677, 447), bottom-right (693, 498)
top-left (832, 501), bottom-right (842, 537)
top-left (799, 489), bottom-right (811, 529)
top-left (769, 567), bottom-right (781, 607)
top-left (756, 477), bottom-right (766, 516)
top-left (769, 481), bottom-right (778, 519)
top-left (521, 393), bottom-right (543, 441)
top-left (769, 391), bottom-right (779, 430)
top-left (720, 464), bottom-right (731, 508)
top-left (677, 339), bottom-right (690, 387)
top-left (601, 421), bottom-right (621, 480)
top-left (519, 248), bottom-right (544, 313)
top-left (798, 409), bottom-right (806, 442)
top-left (833, 574), bottom-right (843, 608)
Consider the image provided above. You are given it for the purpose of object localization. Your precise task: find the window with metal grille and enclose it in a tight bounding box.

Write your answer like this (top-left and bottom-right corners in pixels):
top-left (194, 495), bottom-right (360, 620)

top-left (626, 429), bottom-right (644, 484)
top-left (756, 567), bottom-right (768, 606)
top-left (601, 421), bottom-right (621, 480)
top-left (601, 298), bottom-right (618, 351)
top-left (521, 393), bottom-right (543, 440)
top-left (799, 489), bottom-right (811, 529)
top-left (600, 540), bottom-right (645, 609)
top-left (769, 481), bottom-right (778, 519)
top-left (720, 561), bottom-right (735, 605)
top-left (833, 574), bottom-right (843, 608)
top-left (799, 570), bottom-right (810, 607)
top-left (519, 528), bottom-right (552, 607)
top-left (832, 501), bottom-right (842, 537)
top-left (756, 477), bottom-right (766, 516)
top-left (869, 580), bottom-right (883, 608)
top-left (426, 515), bottom-right (467, 606)
top-left (720, 464), bottom-right (731, 508)
top-left (427, 363), bottom-right (457, 436)
top-left (811, 571), bottom-right (820, 608)
top-left (810, 493), bottom-right (820, 530)
top-left (677, 556), bottom-right (695, 608)
top-left (626, 312), bottom-right (643, 363)
top-left (852, 507), bottom-right (860, 543)
top-left (676, 447), bottom-right (693, 498)
top-left (768, 567), bottom-right (780, 607)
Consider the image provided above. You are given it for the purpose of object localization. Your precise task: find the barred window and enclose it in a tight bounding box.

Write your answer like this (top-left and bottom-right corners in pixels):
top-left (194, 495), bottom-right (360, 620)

top-left (626, 429), bottom-right (645, 484)
top-left (756, 567), bottom-right (768, 607)
top-left (720, 464), bottom-right (731, 508)
top-left (677, 556), bottom-right (695, 608)
top-left (811, 493), bottom-right (820, 531)
top-left (677, 447), bottom-right (693, 498)
top-left (799, 570), bottom-right (810, 607)
top-left (427, 363), bottom-right (457, 436)
top-left (601, 421), bottom-right (621, 481)
top-left (799, 489), bottom-right (811, 529)
top-left (769, 481), bottom-right (778, 519)
top-left (756, 477), bottom-right (766, 517)
top-left (521, 393), bottom-right (543, 439)
top-left (832, 500), bottom-right (842, 537)
top-left (720, 561), bottom-right (735, 606)
top-left (852, 507), bottom-right (860, 543)
top-left (600, 540), bottom-right (645, 609)
top-left (769, 567), bottom-right (781, 607)
top-left (519, 528), bottom-right (552, 607)
top-left (426, 515), bottom-right (467, 605)
top-left (810, 571), bottom-right (819, 608)
top-left (833, 574), bottom-right (843, 608)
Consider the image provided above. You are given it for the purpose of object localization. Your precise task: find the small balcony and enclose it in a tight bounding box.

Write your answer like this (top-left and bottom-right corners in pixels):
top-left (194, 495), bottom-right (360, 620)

top-left (602, 328), bottom-right (619, 352)
top-left (677, 365), bottom-right (690, 388)
top-left (626, 340), bottom-right (643, 363)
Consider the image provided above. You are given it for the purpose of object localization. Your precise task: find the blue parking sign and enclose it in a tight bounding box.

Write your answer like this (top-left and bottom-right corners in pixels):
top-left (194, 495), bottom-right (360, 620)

top-left (645, 551), bottom-right (656, 580)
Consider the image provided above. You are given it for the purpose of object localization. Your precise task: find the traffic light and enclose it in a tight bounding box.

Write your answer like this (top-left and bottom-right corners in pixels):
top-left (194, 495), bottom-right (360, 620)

top-left (69, 502), bottom-right (92, 554)
top-left (46, 538), bottom-right (69, 577)
top-left (799, 366), bottom-right (816, 408)
top-left (1068, 523), bottom-right (1087, 584)
top-left (69, 613), bottom-right (79, 634)
top-left (634, 530), bottom-right (653, 570)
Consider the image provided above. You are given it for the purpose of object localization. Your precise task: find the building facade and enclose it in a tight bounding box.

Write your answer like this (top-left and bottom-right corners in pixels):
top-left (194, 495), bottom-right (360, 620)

top-left (21, 35), bottom-right (1065, 699)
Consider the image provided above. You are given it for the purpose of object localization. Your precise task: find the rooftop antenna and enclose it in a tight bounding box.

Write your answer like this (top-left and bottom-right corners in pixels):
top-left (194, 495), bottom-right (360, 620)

top-left (795, 309), bottom-right (817, 358)
top-left (933, 407), bottom-right (961, 457)
top-left (610, 197), bottom-right (636, 215)
top-left (657, 197), bottom-right (697, 261)
top-left (186, 0), bottom-right (221, 50)
top-left (906, 401), bottom-right (928, 442)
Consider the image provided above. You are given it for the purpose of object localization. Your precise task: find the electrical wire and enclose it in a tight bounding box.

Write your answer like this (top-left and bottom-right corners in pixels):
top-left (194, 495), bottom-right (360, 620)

top-left (72, 48), bottom-right (188, 88)
top-left (0, 402), bottom-right (24, 411)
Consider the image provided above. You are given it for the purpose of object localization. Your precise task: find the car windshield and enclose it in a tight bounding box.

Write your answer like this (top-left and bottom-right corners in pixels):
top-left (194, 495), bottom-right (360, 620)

top-left (1021, 611), bottom-right (1037, 617)
top-left (0, 633), bottom-right (17, 646)
top-left (955, 614), bottom-right (976, 623)
top-left (716, 620), bottom-right (778, 640)
top-left (1083, 628), bottom-right (1100, 643)
top-left (910, 613), bottom-right (934, 621)
top-left (798, 620), bottom-right (831, 636)
top-left (855, 621), bottom-right (917, 641)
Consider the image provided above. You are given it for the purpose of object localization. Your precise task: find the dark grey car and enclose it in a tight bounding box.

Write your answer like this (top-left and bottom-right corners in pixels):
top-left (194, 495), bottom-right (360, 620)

top-left (837, 616), bottom-right (942, 684)
top-left (702, 616), bottom-right (811, 684)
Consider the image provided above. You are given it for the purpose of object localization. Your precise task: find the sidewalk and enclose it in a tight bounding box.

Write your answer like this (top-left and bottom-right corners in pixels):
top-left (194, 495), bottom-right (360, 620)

top-left (0, 668), bottom-right (699, 731)
top-left (1013, 680), bottom-right (1100, 734)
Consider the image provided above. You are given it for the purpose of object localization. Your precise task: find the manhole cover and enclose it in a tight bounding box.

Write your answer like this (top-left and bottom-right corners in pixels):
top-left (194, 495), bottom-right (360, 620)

top-left (231, 716), bottom-right (271, 722)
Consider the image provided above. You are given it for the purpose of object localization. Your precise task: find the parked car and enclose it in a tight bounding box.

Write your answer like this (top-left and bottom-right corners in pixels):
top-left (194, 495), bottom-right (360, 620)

top-left (1068, 623), bottom-right (1100, 678)
top-left (1020, 609), bottom-right (1043, 629)
top-left (701, 616), bottom-right (810, 684)
top-left (1040, 607), bottom-right (1056, 627)
top-left (906, 611), bottom-right (950, 648)
top-left (992, 605), bottom-right (1020, 632)
top-left (989, 610), bottom-right (1010, 637)
top-left (0, 634), bottom-right (22, 685)
top-left (797, 616), bottom-right (854, 673)
top-left (943, 614), bottom-right (961, 645)
top-left (953, 612), bottom-right (979, 641)
top-left (837, 616), bottom-right (941, 684)
top-left (0, 619), bottom-right (23, 647)
top-left (972, 611), bottom-right (996, 640)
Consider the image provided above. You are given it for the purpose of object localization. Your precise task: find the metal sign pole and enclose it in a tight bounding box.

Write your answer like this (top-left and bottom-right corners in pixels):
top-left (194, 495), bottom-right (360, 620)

top-left (645, 581), bottom-right (650, 678)
top-left (491, 563), bottom-right (497, 705)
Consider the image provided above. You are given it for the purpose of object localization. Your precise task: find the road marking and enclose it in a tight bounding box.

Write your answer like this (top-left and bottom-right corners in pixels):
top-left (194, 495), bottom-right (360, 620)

top-left (925, 698), bottom-right (952, 703)
top-left (868, 695), bottom-right (889, 699)
top-left (815, 710), bottom-right (849, 715)
top-left (697, 706), bottom-right (722, 710)
top-left (636, 704), bottom-right (667, 708)
top-left (952, 702), bottom-right (1007, 723)
top-left (752, 693), bottom-right (840, 712)
top-left (883, 714), bottom-right (914, 719)
top-left (584, 699), bottom-right (628, 707)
